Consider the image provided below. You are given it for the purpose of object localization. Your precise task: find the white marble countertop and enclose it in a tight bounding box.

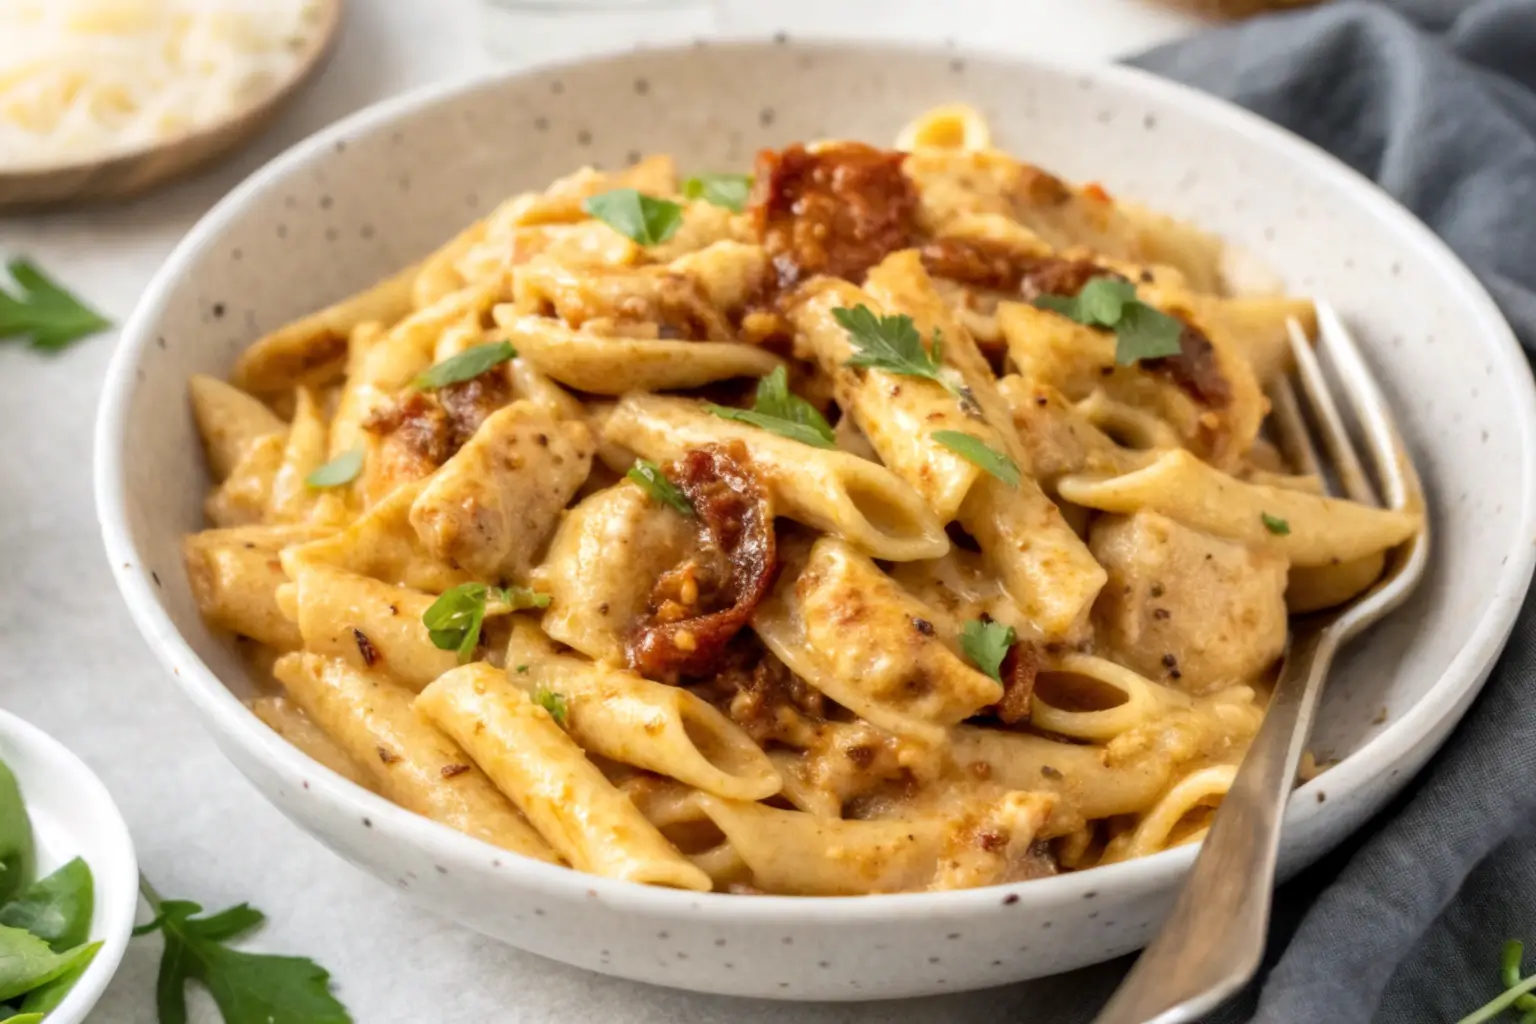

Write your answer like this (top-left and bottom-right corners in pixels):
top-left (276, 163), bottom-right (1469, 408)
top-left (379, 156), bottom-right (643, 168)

top-left (0, 1), bottom-right (1202, 1019)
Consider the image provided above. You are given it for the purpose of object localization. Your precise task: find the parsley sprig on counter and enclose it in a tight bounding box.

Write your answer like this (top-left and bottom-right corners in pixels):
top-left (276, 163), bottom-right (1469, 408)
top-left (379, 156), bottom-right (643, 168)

top-left (135, 878), bottom-right (351, 1024)
top-left (706, 366), bottom-right (835, 449)
top-left (0, 259), bottom-right (111, 352)
top-left (1033, 277), bottom-right (1184, 366)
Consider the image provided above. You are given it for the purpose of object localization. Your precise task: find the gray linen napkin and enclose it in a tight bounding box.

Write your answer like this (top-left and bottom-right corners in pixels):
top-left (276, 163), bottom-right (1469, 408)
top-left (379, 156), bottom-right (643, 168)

top-left (1116, 3), bottom-right (1536, 1021)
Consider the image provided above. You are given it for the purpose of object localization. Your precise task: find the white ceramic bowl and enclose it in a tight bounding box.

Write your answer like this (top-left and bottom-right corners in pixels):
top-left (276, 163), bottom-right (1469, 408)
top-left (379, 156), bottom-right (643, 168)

top-left (0, 711), bottom-right (138, 1022)
top-left (96, 41), bottom-right (1536, 1001)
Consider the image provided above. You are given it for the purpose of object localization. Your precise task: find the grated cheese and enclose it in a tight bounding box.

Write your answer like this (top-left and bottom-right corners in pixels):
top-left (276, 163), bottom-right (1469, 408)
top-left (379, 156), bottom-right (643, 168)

top-left (0, 0), bottom-right (324, 170)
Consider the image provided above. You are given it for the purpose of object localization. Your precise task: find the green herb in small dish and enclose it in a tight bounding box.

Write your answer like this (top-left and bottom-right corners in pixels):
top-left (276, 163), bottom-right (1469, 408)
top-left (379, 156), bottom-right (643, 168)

top-left (0, 757), bottom-right (101, 1018)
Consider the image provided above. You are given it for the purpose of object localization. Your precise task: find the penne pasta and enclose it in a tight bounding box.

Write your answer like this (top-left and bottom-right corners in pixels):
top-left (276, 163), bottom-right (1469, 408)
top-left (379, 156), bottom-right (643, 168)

top-left (273, 653), bottom-right (558, 863)
top-left (508, 621), bottom-right (781, 801)
top-left (189, 374), bottom-right (286, 481)
top-left (181, 104), bottom-right (1424, 896)
top-left (233, 261), bottom-right (421, 396)
top-left (754, 537), bottom-right (1002, 743)
top-left (1059, 449), bottom-right (1421, 567)
top-left (604, 393), bottom-right (948, 562)
top-left (416, 663), bottom-right (711, 890)
top-left (497, 312), bottom-right (782, 395)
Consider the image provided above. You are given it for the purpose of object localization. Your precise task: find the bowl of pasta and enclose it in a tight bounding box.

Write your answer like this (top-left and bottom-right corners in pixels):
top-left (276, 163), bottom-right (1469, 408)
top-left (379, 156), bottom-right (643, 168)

top-left (96, 40), bottom-right (1536, 1000)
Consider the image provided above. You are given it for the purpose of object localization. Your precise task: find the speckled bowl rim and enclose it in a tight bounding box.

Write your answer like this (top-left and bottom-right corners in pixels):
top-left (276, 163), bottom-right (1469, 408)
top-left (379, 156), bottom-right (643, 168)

top-left (96, 39), bottom-right (1536, 923)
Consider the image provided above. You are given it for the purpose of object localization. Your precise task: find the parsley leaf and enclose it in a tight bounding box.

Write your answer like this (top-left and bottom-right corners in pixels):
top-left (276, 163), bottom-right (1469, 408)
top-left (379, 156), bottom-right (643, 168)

top-left (582, 189), bottom-right (684, 245)
top-left (1261, 512), bottom-right (1291, 536)
top-left (532, 688), bottom-right (569, 727)
top-left (626, 459), bottom-right (695, 516)
top-left (932, 431), bottom-right (1020, 488)
top-left (304, 447), bottom-right (364, 489)
top-left (0, 260), bottom-right (111, 352)
top-left (682, 173), bottom-right (752, 213)
top-left (1033, 277), bottom-right (1184, 366)
top-left (0, 856), bottom-right (93, 951)
top-left (0, 924), bottom-right (98, 1003)
top-left (423, 583), bottom-right (550, 664)
top-left (833, 305), bottom-right (976, 411)
top-left (412, 341), bottom-right (516, 391)
top-left (137, 878), bottom-right (351, 1024)
top-left (961, 619), bottom-right (1016, 683)
top-left (0, 757), bottom-right (35, 905)
top-left (705, 366), bottom-right (834, 449)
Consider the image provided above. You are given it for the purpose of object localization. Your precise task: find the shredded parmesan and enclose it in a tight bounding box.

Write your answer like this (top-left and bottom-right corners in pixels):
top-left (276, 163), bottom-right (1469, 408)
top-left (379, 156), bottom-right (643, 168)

top-left (0, 0), bottom-right (324, 170)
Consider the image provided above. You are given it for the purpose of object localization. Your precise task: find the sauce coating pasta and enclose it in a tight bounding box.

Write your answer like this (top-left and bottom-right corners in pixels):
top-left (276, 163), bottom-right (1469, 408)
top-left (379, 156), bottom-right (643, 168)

top-left (182, 106), bottom-right (1420, 894)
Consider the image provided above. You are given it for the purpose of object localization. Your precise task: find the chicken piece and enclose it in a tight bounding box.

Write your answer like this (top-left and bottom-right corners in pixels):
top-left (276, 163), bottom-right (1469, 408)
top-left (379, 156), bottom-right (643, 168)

top-left (409, 401), bottom-right (594, 580)
top-left (1089, 512), bottom-right (1287, 694)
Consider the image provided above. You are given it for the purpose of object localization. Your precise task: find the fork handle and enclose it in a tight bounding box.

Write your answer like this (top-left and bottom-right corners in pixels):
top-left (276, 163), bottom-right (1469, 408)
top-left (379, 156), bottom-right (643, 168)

top-left (1092, 622), bottom-right (1335, 1024)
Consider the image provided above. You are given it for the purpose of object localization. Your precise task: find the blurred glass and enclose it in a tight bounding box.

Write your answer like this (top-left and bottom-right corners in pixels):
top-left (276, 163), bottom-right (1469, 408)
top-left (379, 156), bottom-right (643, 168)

top-left (478, 0), bottom-right (719, 63)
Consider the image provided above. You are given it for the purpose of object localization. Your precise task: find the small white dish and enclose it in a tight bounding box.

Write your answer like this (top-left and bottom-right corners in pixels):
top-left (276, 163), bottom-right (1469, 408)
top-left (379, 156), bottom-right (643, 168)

top-left (96, 40), bottom-right (1536, 1001)
top-left (0, 711), bottom-right (138, 1024)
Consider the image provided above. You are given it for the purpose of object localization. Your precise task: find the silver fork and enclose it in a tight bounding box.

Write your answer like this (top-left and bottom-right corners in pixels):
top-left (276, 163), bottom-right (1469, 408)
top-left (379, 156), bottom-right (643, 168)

top-left (1092, 300), bottom-right (1430, 1024)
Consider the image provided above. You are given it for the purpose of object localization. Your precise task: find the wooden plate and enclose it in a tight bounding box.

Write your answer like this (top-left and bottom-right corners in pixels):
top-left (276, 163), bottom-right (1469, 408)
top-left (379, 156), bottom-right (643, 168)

top-left (0, 0), bottom-right (343, 212)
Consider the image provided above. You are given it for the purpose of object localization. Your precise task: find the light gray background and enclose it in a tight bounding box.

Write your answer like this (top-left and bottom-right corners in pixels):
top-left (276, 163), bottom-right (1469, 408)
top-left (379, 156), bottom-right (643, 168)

top-left (0, 1), bottom-right (1201, 1019)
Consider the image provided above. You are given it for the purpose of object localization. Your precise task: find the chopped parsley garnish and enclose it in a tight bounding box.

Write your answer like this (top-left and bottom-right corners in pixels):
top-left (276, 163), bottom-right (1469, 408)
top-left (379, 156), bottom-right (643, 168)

top-left (532, 688), bottom-right (569, 728)
top-left (135, 877), bottom-right (351, 1024)
top-left (423, 583), bottom-right (551, 664)
top-left (582, 189), bottom-right (684, 245)
top-left (705, 366), bottom-right (834, 449)
top-left (1033, 277), bottom-right (1184, 366)
top-left (833, 305), bottom-right (976, 412)
top-left (1261, 512), bottom-right (1291, 536)
top-left (304, 447), bottom-right (365, 489)
top-left (932, 431), bottom-right (1020, 488)
top-left (961, 619), bottom-right (1016, 683)
top-left (411, 341), bottom-right (516, 391)
top-left (626, 459), bottom-right (695, 516)
top-left (0, 259), bottom-right (111, 352)
top-left (682, 173), bottom-right (753, 212)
